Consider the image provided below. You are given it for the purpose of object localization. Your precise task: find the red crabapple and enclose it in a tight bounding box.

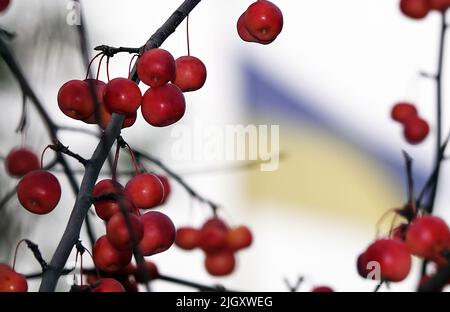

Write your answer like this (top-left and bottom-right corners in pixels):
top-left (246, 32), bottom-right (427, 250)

top-left (406, 216), bottom-right (450, 259)
top-left (93, 236), bottom-right (132, 274)
top-left (203, 218), bottom-right (229, 232)
top-left (312, 286), bottom-right (334, 292)
top-left (403, 117), bottom-right (430, 144)
top-left (134, 261), bottom-right (159, 283)
top-left (226, 226), bottom-right (253, 251)
top-left (391, 102), bottom-right (418, 123)
top-left (0, 264), bottom-right (28, 292)
top-left (0, 0), bottom-right (10, 12)
top-left (57, 80), bottom-right (94, 120)
top-left (17, 170), bottom-right (61, 215)
top-left (156, 175), bottom-right (171, 204)
top-left (204, 251), bottom-right (236, 276)
top-left (137, 48), bottom-right (176, 88)
top-left (428, 0), bottom-right (450, 11)
top-left (174, 56), bottom-right (207, 92)
top-left (93, 179), bottom-right (134, 221)
top-left (141, 84), bottom-right (186, 127)
top-left (125, 174), bottom-right (165, 209)
top-left (106, 212), bottom-right (144, 250)
top-left (237, 12), bottom-right (260, 43)
top-left (175, 227), bottom-right (201, 250)
top-left (90, 278), bottom-right (125, 292)
top-left (5, 147), bottom-right (40, 178)
top-left (104, 78), bottom-right (142, 115)
top-left (199, 223), bottom-right (228, 254)
top-left (244, 0), bottom-right (284, 43)
top-left (139, 211), bottom-right (176, 256)
top-left (400, 0), bottom-right (430, 19)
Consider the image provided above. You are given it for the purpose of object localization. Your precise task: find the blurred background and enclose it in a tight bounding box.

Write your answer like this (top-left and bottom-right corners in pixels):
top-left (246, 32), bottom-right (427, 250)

top-left (1, 0), bottom-right (450, 292)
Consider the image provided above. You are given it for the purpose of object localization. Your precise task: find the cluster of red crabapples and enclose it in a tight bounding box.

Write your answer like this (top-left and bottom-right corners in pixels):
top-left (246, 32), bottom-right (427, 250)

top-left (357, 213), bottom-right (450, 286)
top-left (237, 0), bottom-right (283, 44)
top-left (175, 218), bottom-right (252, 276)
top-left (391, 102), bottom-right (430, 144)
top-left (400, 0), bottom-right (450, 19)
top-left (57, 46), bottom-right (207, 129)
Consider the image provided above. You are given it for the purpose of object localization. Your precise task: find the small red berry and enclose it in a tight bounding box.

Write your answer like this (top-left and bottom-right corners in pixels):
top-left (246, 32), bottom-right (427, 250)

top-left (406, 216), bottom-right (450, 258)
top-left (237, 12), bottom-right (260, 43)
top-left (156, 175), bottom-right (171, 204)
top-left (403, 117), bottom-right (430, 144)
top-left (17, 170), bottom-right (61, 215)
top-left (134, 261), bottom-right (159, 283)
top-left (57, 80), bottom-right (95, 120)
top-left (400, 0), bottom-right (430, 19)
top-left (90, 278), bottom-right (125, 292)
top-left (174, 56), bottom-right (207, 92)
top-left (125, 174), bottom-right (165, 210)
top-left (93, 236), bottom-right (132, 274)
top-left (106, 212), bottom-right (144, 250)
top-left (139, 211), bottom-right (176, 256)
top-left (141, 84), bottom-right (186, 127)
top-left (93, 179), bottom-right (134, 221)
top-left (0, 0), bottom-right (10, 12)
top-left (312, 286), bottom-right (334, 292)
top-left (199, 223), bottom-right (228, 254)
top-left (137, 48), bottom-right (176, 88)
top-left (175, 227), bottom-right (201, 250)
top-left (391, 102), bottom-right (418, 123)
top-left (226, 226), bottom-right (253, 251)
top-left (244, 0), bottom-right (283, 43)
top-left (204, 251), bottom-right (236, 276)
top-left (5, 147), bottom-right (40, 178)
top-left (0, 264), bottom-right (28, 292)
top-left (428, 0), bottom-right (450, 11)
top-left (104, 78), bottom-right (142, 115)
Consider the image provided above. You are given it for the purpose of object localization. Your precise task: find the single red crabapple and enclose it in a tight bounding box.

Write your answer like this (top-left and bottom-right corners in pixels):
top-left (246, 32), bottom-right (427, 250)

top-left (125, 173), bottom-right (165, 209)
top-left (244, 0), bottom-right (284, 43)
top-left (57, 80), bottom-right (95, 120)
top-left (141, 84), bottom-right (186, 127)
top-left (428, 0), bottom-right (450, 11)
top-left (104, 78), bottom-right (142, 115)
top-left (137, 48), bottom-right (176, 88)
top-left (312, 286), bottom-right (334, 292)
top-left (174, 56), bottom-right (207, 92)
top-left (156, 175), bottom-right (171, 204)
top-left (362, 239), bottom-right (412, 282)
top-left (106, 212), bottom-right (144, 250)
top-left (400, 0), bottom-right (430, 19)
top-left (199, 225), bottom-right (228, 254)
top-left (226, 226), bottom-right (253, 251)
top-left (17, 170), bottom-right (61, 215)
top-left (92, 179), bottom-right (132, 221)
top-left (0, 264), bottom-right (28, 292)
top-left (204, 251), bottom-right (236, 276)
top-left (203, 218), bottom-right (229, 232)
top-left (5, 147), bottom-right (40, 178)
top-left (356, 252), bottom-right (369, 278)
top-left (175, 227), bottom-right (201, 250)
top-left (139, 211), bottom-right (176, 256)
top-left (93, 236), bottom-right (132, 274)
top-left (237, 12), bottom-right (260, 43)
top-left (134, 261), bottom-right (159, 283)
top-left (403, 117), bottom-right (430, 144)
top-left (0, 0), bottom-right (10, 12)
top-left (406, 216), bottom-right (450, 258)
top-left (90, 278), bottom-right (125, 292)
top-left (391, 102), bottom-right (418, 123)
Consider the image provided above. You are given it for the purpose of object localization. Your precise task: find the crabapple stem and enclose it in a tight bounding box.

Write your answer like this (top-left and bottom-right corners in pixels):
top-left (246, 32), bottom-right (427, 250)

top-left (14, 239), bottom-right (48, 272)
top-left (94, 45), bottom-right (141, 57)
top-left (49, 141), bottom-right (89, 167)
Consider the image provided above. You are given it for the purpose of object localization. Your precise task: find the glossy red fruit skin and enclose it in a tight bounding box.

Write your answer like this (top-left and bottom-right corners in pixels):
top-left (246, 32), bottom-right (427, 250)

top-left (104, 78), bottom-right (142, 115)
top-left (106, 212), bottom-right (144, 250)
top-left (58, 80), bottom-right (94, 120)
top-left (199, 226), bottom-right (227, 254)
top-left (226, 226), bottom-right (253, 251)
top-left (93, 179), bottom-right (130, 221)
top-left (174, 56), bottom-right (207, 92)
top-left (93, 236), bottom-right (132, 274)
top-left (134, 261), bottom-right (159, 283)
top-left (175, 227), bottom-right (201, 250)
top-left (139, 211), bottom-right (176, 256)
top-left (0, 264), bottom-right (28, 292)
top-left (5, 148), bottom-right (40, 178)
top-left (237, 12), bottom-right (259, 43)
top-left (125, 174), bottom-right (164, 209)
top-left (404, 117), bottom-right (430, 144)
top-left (204, 251), bottom-right (236, 276)
top-left (356, 252), bottom-right (369, 278)
top-left (428, 0), bottom-right (450, 11)
top-left (137, 48), bottom-right (176, 88)
top-left (244, 0), bottom-right (283, 42)
top-left (391, 102), bottom-right (418, 123)
top-left (0, 0), bottom-right (10, 12)
top-left (406, 216), bottom-right (450, 258)
top-left (156, 175), bottom-right (171, 204)
top-left (17, 170), bottom-right (61, 215)
top-left (400, 0), bottom-right (430, 19)
top-left (90, 278), bottom-right (125, 292)
top-left (141, 84), bottom-right (186, 127)
top-left (312, 286), bottom-right (334, 292)
top-left (363, 239), bottom-right (412, 282)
